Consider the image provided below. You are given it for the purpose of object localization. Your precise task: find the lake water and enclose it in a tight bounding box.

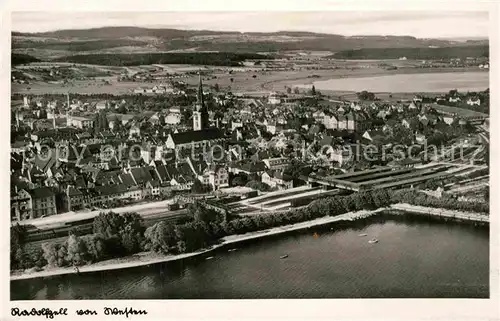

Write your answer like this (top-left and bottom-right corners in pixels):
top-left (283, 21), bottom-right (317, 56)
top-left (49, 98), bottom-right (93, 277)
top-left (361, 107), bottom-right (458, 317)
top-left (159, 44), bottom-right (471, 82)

top-left (11, 216), bottom-right (489, 300)
top-left (304, 72), bottom-right (489, 93)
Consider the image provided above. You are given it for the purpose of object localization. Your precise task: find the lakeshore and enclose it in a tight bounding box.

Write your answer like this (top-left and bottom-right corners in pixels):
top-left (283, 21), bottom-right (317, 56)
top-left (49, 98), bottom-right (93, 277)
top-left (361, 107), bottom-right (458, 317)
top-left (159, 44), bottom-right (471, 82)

top-left (10, 204), bottom-right (488, 281)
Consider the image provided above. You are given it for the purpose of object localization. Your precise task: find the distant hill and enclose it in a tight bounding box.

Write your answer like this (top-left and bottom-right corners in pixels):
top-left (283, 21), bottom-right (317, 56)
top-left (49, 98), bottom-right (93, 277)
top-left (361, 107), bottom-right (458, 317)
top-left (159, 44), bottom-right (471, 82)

top-left (53, 52), bottom-right (273, 66)
top-left (330, 46), bottom-right (489, 60)
top-left (11, 53), bottom-right (41, 65)
top-left (12, 27), bottom-right (489, 60)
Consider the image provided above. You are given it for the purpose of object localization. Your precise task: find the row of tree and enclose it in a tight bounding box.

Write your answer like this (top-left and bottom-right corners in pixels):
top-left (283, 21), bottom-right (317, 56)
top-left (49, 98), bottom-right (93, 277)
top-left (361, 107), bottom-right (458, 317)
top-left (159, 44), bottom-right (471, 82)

top-left (11, 188), bottom-right (488, 272)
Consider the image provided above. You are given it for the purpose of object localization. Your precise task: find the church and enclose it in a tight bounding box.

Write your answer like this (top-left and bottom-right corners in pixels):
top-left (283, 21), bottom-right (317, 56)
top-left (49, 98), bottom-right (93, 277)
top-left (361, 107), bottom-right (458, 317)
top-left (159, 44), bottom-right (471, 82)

top-left (165, 74), bottom-right (225, 152)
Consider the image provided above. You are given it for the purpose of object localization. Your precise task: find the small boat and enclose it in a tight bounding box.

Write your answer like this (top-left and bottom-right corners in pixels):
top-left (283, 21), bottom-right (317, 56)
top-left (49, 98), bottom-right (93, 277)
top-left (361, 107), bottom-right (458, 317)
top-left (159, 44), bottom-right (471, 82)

top-left (205, 256), bottom-right (214, 260)
top-left (228, 248), bottom-right (238, 252)
top-left (368, 238), bottom-right (379, 244)
top-left (280, 254), bottom-right (289, 259)
top-left (359, 233), bottom-right (368, 237)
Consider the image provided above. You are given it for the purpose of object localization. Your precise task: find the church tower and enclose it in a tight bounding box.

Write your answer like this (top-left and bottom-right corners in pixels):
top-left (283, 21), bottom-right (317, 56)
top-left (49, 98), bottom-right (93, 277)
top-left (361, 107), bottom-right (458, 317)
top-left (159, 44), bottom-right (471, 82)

top-left (193, 73), bottom-right (209, 131)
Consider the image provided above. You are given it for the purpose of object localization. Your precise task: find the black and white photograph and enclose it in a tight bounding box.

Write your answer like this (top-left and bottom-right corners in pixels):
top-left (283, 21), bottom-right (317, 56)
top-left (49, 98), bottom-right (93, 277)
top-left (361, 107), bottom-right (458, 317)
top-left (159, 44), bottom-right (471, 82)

top-left (4, 3), bottom-right (496, 314)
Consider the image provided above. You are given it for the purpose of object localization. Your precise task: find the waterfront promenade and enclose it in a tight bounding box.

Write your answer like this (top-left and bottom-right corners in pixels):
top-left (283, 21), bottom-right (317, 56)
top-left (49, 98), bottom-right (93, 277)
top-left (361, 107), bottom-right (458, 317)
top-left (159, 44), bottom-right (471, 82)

top-left (10, 204), bottom-right (488, 281)
top-left (390, 203), bottom-right (489, 223)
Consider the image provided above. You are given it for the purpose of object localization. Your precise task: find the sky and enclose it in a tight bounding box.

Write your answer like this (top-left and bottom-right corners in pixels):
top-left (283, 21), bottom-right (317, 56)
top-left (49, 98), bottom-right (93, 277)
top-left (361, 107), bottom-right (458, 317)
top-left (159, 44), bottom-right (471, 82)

top-left (11, 11), bottom-right (489, 39)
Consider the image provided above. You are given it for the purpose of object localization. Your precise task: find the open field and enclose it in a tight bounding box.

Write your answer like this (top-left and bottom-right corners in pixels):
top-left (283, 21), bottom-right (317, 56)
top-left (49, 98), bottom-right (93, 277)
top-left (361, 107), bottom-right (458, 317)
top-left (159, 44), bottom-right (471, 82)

top-left (12, 60), bottom-right (483, 96)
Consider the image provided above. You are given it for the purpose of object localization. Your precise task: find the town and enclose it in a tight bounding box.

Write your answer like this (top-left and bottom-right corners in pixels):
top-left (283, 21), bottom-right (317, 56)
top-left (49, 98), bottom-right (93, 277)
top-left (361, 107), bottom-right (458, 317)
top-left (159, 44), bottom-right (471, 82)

top-left (10, 66), bottom-right (489, 264)
top-left (8, 13), bottom-right (491, 302)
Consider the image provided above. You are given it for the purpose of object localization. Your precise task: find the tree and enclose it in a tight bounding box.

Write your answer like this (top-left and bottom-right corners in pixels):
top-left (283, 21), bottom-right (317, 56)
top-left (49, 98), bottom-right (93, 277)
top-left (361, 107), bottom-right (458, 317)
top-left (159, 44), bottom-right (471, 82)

top-left (357, 90), bottom-right (376, 101)
top-left (214, 83), bottom-right (220, 92)
top-left (245, 180), bottom-right (269, 192)
top-left (42, 242), bottom-right (60, 267)
top-left (293, 87), bottom-right (300, 94)
top-left (187, 202), bottom-right (221, 224)
top-left (392, 123), bottom-right (414, 145)
top-left (81, 235), bottom-right (107, 263)
top-left (286, 87), bottom-right (292, 94)
top-left (232, 175), bottom-right (248, 186)
top-left (11, 224), bottom-right (27, 257)
top-left (93, 212), bottom-right (125, 238)
top-left (119, 212), bottom-right (146, 254)
top-left (92, 211), bottom-right (144, 255)
top-left (191, 179), bottom-right (211, 194)
top-left (310, 85), bottom-right (316, 96)
top-left (66, 234), bottom-right (88, 266)
top-left (144, 221), bottom-right (177, 254)
top-left (11, 224), bottom-right (28, 269)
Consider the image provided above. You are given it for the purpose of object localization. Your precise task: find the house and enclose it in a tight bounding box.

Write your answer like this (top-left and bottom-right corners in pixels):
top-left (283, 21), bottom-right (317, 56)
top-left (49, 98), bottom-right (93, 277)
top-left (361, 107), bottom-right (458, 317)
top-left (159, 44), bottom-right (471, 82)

top-left (66, 185), bottom-right (86, 211)
top-left (323, 113), bottom-right (338, 130)
top-left (148, 113), bottom-right (161, 125)
top-left (29, 187), bottom-right (57, 219)
top-left (327, 147), bottom-right (353, 166)
top-left (408, 102), bottom-right (418, 110)
top-left (401, 119), bottom-right (411, 129)
top-left (96, 101), bottom-right (107, 110)
top-left (467, 97), bottom-right (481, 106)
top-left (231, 120), bottom-right (244, 131)
top-left (415, 133), bottom-right (427, 144)
top-left (449, 96), bottom-right (461, 103)
top-left (268, 92), bottom-right (283, 105)
top-left (262, 157), bottom-right (290, 170)
top-left (129, 125), bottom-right (141, 138)
top-left (312, 110), bottom-right (326, 122)
top-left (145, 180), bottom-right (161, 196)
top-left (11, 186), bottom-right (33, 221)
top-left (207, 165), bottom-right (229, 190)
top-left (418, 114), bottom-right (438, 126)
top-left (362, 130), bottom-right (385, 142)
top-left (229, 160), bottom-right (267, 175)
top-left (265, 121), bottom-right (281, 135)
top-left (441, 114), bottom-right (456, 125)
top-left (165, 112), bottom-right (181, 125)
top-left (67, 115), bottom-right (94, 129)
top-left (261, 170), bottom-right (293, 190)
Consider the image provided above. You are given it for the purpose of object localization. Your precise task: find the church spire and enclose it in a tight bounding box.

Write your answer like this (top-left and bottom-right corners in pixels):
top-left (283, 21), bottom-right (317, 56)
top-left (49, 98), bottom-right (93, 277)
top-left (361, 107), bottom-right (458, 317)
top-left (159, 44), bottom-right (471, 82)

top-left (197, 71), bottom-right (204, 109)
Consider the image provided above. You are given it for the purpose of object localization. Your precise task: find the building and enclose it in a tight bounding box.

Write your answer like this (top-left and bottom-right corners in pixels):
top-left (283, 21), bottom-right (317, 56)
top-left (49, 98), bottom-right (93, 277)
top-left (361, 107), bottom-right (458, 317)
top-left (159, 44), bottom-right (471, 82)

top-left (165, 128), bottom-right (225, 152)
top-left (467, 97), bottom-right (481, 106)
top-left (11, 187), bottom-right (32, 221)
top-left (262, 157), bottom-right (290, 170)
top-left (165, 112), bottom-right (181, 125)
top-left (166, 74), bottom-right (225, 153)
top-left (262, 170), bottom-right (293, 190)
top-left (29, 187), bottom-right (57, 219)
top-left (193, 74), bottom-right (209, 131)
top-left (207, 165), bottom-right (229, 190)
top-left (67, 115), bottom-right (94, 129)
top-left (268, 92), bottom-right (284, 105)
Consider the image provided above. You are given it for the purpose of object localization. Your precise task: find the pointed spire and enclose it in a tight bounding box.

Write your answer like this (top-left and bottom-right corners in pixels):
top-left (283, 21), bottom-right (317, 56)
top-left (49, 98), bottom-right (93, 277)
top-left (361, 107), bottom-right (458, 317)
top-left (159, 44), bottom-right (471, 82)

top-left (197, 71), bottom-right (204, 108)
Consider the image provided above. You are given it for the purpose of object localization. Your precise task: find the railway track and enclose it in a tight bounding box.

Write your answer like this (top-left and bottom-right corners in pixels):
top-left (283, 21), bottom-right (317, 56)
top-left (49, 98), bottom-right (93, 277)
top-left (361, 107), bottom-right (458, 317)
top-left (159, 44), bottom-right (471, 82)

top-left (25, 211), bottom-right (189, 244)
